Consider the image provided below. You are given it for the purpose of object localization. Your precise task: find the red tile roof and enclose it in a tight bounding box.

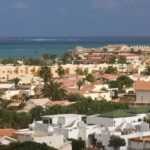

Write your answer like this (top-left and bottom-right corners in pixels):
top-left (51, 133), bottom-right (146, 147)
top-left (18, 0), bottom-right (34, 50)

top-left (58, 78), bottom-right (83, 88)
top-left (135, 81), bottom-right (150, 91)
top-left (75, 59), bottom-right (109, 63)
top-left (0, 129), bottom-right (17, 138)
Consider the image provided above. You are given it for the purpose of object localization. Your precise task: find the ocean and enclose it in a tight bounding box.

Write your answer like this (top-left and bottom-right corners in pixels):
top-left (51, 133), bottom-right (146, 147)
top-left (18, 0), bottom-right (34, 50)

top-left (0, 37), bottom-right (150, 59)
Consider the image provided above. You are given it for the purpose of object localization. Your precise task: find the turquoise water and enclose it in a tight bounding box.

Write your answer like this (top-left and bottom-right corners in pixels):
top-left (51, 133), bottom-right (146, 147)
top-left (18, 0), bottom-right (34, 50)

top-left (0, 37), bottom-right (150, 59)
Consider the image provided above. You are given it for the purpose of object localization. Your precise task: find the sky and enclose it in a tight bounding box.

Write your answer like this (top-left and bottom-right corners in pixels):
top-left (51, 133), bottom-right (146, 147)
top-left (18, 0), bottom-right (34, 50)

top-left (0, 0), bottom-right (150, 37)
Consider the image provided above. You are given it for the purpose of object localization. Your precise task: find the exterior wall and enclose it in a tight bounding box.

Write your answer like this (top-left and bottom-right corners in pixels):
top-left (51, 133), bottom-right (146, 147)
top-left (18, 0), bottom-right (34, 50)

top-left (0, 138), bottom-right (16, 145)
top-left (16, 133), bottom-right (72, 150)
top-left (0, 65), bottom-right (40, 81)
top-left (34, 134), bottom-right (72, 150)
top-left (82, 93), bottom-right (100, 100)
top-left (128, 140), bottom-right (150, 150)
top-left (99, 131), bottom-right (150, 150)
top-left (93, 84), bottom-right (109, 91)
top-left (3, 89), bottom-right (31, 100)
top-left (87, 114), bottom-right (146, 127)
top-left (136, 90), bottom-right (150, 103)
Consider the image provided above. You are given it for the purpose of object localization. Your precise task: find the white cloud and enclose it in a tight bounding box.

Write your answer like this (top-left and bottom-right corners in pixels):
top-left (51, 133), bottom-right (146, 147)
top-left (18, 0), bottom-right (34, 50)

top-left (59, 9), bottom-right (68, 14)
top-left (91, 0), bottom-right (148, 10)
top-left (91, 0), bottom-right (121, 10)
top-left (13, 2), bottom-right (30, 10)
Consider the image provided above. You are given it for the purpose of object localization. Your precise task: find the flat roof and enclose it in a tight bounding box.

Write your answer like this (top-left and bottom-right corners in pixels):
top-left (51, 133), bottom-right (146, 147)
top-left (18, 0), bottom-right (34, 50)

top-left (42, 114), bottom-right (86, 118)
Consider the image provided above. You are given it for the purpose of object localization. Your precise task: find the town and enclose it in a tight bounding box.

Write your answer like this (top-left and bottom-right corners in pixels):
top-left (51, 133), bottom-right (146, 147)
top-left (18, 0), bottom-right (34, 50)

top-left (1, 44), bottom-right (150, 150)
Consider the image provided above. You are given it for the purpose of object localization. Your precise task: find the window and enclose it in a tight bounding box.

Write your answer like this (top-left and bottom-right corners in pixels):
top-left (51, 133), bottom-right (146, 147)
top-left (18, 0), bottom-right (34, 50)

top-left (49, 118), bottom-right (52, 124)
top-left (43, 119), bottom-right (49, 124)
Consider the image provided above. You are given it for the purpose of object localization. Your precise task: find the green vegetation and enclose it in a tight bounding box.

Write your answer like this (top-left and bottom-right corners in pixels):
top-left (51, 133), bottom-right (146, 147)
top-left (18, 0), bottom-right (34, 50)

top-left (0, 141), bottom-right (57, 150)
top-left (100, 87), bottom-right (108, 91)
top-left (43, 80), bottom-right (67, 100)
top-left (108, 135), bottom-right (126, 150)
top-left (118, 56), bottom-right (126, 64)
top-left (42, 53), bottom-right (56, 64)
top-left (105, 66), bottom-right (118, 74)
top-left (117, 75), bottom-right (134, 88)
top-left (127, 107), bottom-right (150, 114)
top-left (0, 108), bottom-right (31, 128)
top-left (100, 107), bottom-right (150, 118)
top-left (67, 93), bottom-right (88, 102)
top-left (77, 80), bottom-right (84, 90)
top-left (68, 138), bottom-right (85, 150)
top-left (85, 73), bottom-right (96, 83)
top-left (9, 77), bottom-right (20, 89)
top-left (100, 110), bottom-right (135, 118)
top-left (109, 56), bottom-right (116, 64)
top-left (108, 75), bottom-right (134, 92)
top-left (57, 65), bottom-right (65, 78)
top-left (75, 68), bottom-right (84, 75)
top-left (1, 58), bottom-right (19, 65)
top-left (38, 65), bottom-right (53, 86)
top-left (142, 66), bottom-right (150, 75)
top-left (0, 98), bottom-right (130, 128)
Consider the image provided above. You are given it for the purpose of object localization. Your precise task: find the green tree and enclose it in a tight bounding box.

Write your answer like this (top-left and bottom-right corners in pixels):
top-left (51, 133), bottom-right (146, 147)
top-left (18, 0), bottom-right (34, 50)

top-left (75, 68), bottom-right (84, 75)
top-left (67, 93), bottom-right (86, 102)
top-left (108, 80), bottom-right (123, 92)
top-left (15, 112), bottom-right (31, 129)
top-left (108, 135), bottom-right (126, 150)
top-left (9, 77), bottom-right (20, 89)
top-left (77, 80), bottom-right (84, 90)
top-left (105, 66), bottom-right (118, 74)
top-left (109, 56), bottom-right (116, 64)
top-left (0, 141), bottom-right (57, 150)
top-left (85, 74), bottom-right (96, 84)
top-left (118, 56), bottom-right (126, 64)
top-left (68, 138), bottom-right (85, 150)
top-left (43, 80), bottom-right (67, 100)
top-left (103, 48), bottom-right (108, 58)
top-left (57, 65), bottom-right (65, 78)
top-left (29, 106), bottom-right (45, 121)
top-left (117, 75), bottom-right (134, 88)
top-left (38, 65), bottom-right (53, 86)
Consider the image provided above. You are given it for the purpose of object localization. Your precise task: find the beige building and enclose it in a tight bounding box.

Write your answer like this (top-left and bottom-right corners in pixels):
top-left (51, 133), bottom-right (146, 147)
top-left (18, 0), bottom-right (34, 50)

top-left (135, 81), bottom-right (150, 103)
top-left (0, 65), bottom-right (40, 83)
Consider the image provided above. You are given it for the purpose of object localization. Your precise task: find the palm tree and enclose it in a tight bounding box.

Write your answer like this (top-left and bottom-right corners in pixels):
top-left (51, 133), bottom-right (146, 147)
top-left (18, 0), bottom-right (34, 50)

top-left (38, 65), bottom-right (53, 86)
top-left (57, 65), bottom-right (65, 78)
top-left (103, 48), bottom-right (108, 59)
top-left (43, 80), bottom-right (67, 100)
top-left (77, 80), bottom-right (84, 90)
top-left (9, 77), bottom-right (20, 88)
top-left (0, 90), bottom-right (4, 97)
top-left (0, 90), bottom-right (9, 109)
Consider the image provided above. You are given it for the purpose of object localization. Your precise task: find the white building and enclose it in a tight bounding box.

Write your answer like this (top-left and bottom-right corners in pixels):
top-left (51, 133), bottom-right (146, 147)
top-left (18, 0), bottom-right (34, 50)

top-left (87, 113), bottom-right (146, 127)
top-left (21, 114), bottom-right (102, 147)
top-left (128, 135), bottom-right (150, 150)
